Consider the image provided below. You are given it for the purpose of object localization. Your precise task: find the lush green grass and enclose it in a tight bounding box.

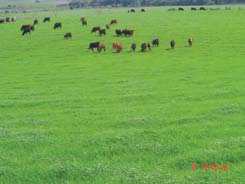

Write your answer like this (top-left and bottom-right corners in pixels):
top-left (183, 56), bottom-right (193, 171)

top-left (0, 7), bottom-right (245, 183)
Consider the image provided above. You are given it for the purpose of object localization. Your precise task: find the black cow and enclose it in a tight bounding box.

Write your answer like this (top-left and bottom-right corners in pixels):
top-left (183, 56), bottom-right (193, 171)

top-left (0, 19), bottom-right (4, 24)
top-left (115, 29), bottom-right (122, 36)
top-left (99, 29), bottom-right (106, 36)
top-left (91, 26), bottom-right (100, 33)
top-left (54, 22), bottom-right (62, 29)
top-left (33, 19), bottom-right (38, 25)
top-left (170, 40), bottom-right (175, 49)
top-left (82, 20), bottom-right (87, 26)
top-left (130, 9), bottom-right (136, 13)
top-left (22, 25), bottom-right (34, 36)
top-left (88, 41), bottom-right (100, 51)
top-left (200, 7), bottom-right (207, 10)
top-left (21, 24), bottom-right (31, 31)
top-left (43, 17), bottom-right (50, 23)
top-left (141, 43), bottom-right (147, 52)
top-left (178, 7), bottom-right (184, 11)
top-left (191, 7), bottom-right (197, 11)
top-left (131, 43), bottom-right (136, 52)
top-left (64, 32), bottom-right (72, 39)
top-left (151, 38), bottom-right (159, 47)
top-left (141, 9), bottom-right (145, 12)
top-left (122, 29), bottom-right (134, 36)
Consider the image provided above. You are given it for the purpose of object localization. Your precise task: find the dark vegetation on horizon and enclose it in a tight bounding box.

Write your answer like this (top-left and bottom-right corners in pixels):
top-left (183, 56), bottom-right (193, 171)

top-left (69, 0), bottom-right (245, 8)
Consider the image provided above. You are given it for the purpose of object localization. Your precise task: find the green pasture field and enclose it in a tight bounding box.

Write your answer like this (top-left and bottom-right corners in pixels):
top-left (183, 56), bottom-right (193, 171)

top-left (0, 7), bottom-right (245, 183)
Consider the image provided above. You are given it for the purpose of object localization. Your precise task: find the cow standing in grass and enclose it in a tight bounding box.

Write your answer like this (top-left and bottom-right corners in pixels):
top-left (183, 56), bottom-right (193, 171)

top-left (5, 17), bottom-right (10, 23)
top-left (106, 24), bottom-right (110, 30)
top-left (170, 40), bottom-right (175, 49)
top-left (99, 29), bottom-right (106, 36)
top-left (43, 17), bottom-right (50, 23)
top-left (82, 20), bottom-right (87, 26)
top-left (54, 22), bottom-right (62, 29)
top-left (113, 42), bottom-right (123, 53)
top-left (0, 19), bottom-right (4, 24)
top-left (147, 42), bottom-right (153, 50)
top-left (110, 19), bottom-right (117, 25)
top-left (131, 43), bottom-right (136, 52)
top-left (188, 38), bottom-right (193, 46)
top-left (88, 42), bottom-right (100, 51)
top-left (97, 43), bottom-right (106, 52)
top-left (91, 26), bottom-right (100, 33)
top-left (64, 32), bottom-right (72, 39)
top-left (22, 25), bottom-right (34, 36)
top-left (141, 43), bottom-right (147, 52)
top-left (151, 38), bottom-right (159, 47)
top-left (11, 17), bottom-right (16, 22)
top-left (115, 29), bottom-right (122, 36)
top-left (33, 19), bottom-right (38, 25)
top-left (21, 24), bottom-right (31, 31)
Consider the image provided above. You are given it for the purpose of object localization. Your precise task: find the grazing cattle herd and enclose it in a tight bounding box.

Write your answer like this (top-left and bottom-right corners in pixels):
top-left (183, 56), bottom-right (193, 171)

top-left (0, 8), bottom-right (197, 53)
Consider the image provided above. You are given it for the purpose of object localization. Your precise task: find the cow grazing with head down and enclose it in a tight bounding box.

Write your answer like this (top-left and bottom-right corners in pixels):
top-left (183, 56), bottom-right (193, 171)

top-left (200, 7), bottom-right (206, 10)
top-left (82, 20), bottom-right (87, 26)
top-left (22, 25), bottom-right (34, 36)
top-left (110, 19), bottom-right (117, 25)
top-left (91, 26), bottom-right (100, 33)
top-left (131, 43), bottom-right (136, 52)
top-left (43, 17), bottom-right (50, 23)
top-left (191, 7), bottom-right (197, 11)
top-left (5, 17), bottom-right (10, 23)
top-left (88, 41), bottom-right (100, 51)
top-left (113, 42), bottom-right (123, 53)
top-left (11, 17), bottom-right (16, 22)
top-left (54, 22), bottom-right (62, 29)
top-left (141, 43), bottom-right (147, 52)
top-left (170, 40), bottom-right (175, 49)
top-left (106, 24), bottom-right (110, 30)
top-left (33, 19), bottom-right (38, 25)
top-left (151, 38), bottom-right (159, 47)
top-left (0, 19), bottom-right (4, 24)
top-left (141, 9), bottom-right (145, 12)
top-left (64, 32), bottom-right (72, 39)
top-left (188, 38), bottom-right (193, 46)
top-left (99, 29), bottom-right (106, 36)
top-left (178, 7), bottom-right (184, 11)
top-left (122, 29), bottom-right (134, 36)
top-left (97, 43), bottom-right (106, 52)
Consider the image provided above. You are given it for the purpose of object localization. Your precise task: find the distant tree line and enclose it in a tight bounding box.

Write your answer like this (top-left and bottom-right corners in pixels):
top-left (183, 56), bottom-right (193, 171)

top-left (69, 0), bottom-right (245, 8)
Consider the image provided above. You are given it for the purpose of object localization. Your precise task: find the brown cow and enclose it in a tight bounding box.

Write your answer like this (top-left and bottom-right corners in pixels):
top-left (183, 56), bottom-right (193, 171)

top-left (91, 26), bottom-right (100, 33)
top-left (188, 37), bottom-right (193, 47)
top-left (106, 24), bottom-right (110, 30)
top-left (97, 43), bottom-right (106, 52)
top-left (5, 17), bottom-right (10, 23)
top-left (80, 17), bottom-right (86, 21)
top-left (113, 42), bottom-right (123, 53)
top-left (110, 19), bottom-right (117, 25)
top-left (147, 42), bottom-right (153, 50)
